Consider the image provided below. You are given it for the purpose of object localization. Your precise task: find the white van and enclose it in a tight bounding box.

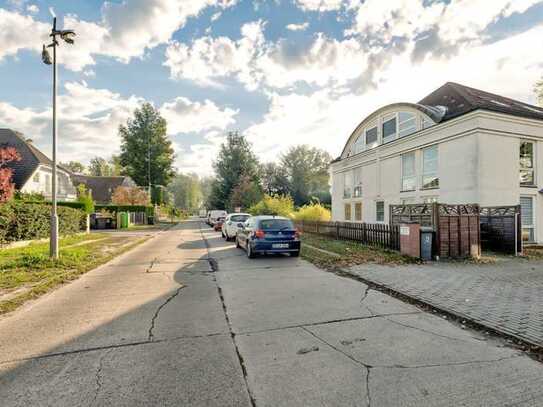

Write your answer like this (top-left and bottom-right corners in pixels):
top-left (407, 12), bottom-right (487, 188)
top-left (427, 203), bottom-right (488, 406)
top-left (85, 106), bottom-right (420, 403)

top-left (207, 210), bottom-right (227, 226)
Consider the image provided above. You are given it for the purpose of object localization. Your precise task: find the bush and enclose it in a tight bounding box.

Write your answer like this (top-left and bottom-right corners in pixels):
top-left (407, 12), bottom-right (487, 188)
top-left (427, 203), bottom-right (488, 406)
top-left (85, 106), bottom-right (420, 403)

top-left (0, 201), bottom-right (85, 243)
top-left (248, 195), bottom-right (294, 217)
top-left (293, 203), bottom-right (332, 222)
top-left (77, 184), bottom-right (95, 214)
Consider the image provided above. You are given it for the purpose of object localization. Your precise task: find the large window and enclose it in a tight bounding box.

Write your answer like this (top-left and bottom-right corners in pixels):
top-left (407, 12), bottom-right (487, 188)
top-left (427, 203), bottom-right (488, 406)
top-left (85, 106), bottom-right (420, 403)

top-left (520, 141), bottom-right (535, 186)
top-left (520, 196), bottom-right (535, 242)
top-left (365, 126), bottom-right (378, 149)
top-left (353, 167), bottom-right (363, 197)
top-left (421, 116), bottom-right (434, 129)
top-left (376, 201), bottom-right (384, 222)
top-left (382, 115), bottom-right (396, 143)
top-left (401, 152), bottom-right (416, 191)
top-left (354, 202), bottom-right (362, 221)
top-left (344, 203), bottom-right (352, 221)
top-left (422, 145), bottom-right (439, 189)
top-left (399, 112), bottom-right (417, 138)
top-left (343, 171), bottom-right (352, 198)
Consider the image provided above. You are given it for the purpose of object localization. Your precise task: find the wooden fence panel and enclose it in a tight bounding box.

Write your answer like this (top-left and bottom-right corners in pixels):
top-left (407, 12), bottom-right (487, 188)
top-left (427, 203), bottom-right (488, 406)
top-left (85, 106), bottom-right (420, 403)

top-left (295, 220), bottom-right (400, 251)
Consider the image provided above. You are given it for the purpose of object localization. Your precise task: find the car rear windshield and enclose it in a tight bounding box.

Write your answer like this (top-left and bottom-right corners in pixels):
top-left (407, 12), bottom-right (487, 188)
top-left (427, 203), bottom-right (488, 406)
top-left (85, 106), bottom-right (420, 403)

top-left (259, 219), bottom-right (294, 230)
top-left (231, 215), bottom-right (249, 222)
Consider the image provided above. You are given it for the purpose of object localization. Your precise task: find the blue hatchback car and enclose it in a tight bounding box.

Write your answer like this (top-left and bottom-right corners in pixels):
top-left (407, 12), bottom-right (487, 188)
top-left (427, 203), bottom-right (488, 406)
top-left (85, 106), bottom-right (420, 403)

top-left (235, 216), bottom-right (301, 258)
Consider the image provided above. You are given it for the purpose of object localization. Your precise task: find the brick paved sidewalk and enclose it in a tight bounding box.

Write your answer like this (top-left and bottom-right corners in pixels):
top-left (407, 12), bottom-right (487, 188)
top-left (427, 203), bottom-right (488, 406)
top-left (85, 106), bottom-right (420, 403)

top-left (347, 259), bottom-right (543, 347)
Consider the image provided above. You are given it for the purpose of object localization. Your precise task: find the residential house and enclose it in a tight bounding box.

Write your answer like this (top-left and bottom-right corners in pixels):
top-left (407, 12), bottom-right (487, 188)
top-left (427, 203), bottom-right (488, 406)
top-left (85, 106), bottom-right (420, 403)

top-left (0, 128), bottom-right (77, 201)
top-left (330, 82), bottom-right (543, 245)
top-left (71, 175), bottom-right (136, 204)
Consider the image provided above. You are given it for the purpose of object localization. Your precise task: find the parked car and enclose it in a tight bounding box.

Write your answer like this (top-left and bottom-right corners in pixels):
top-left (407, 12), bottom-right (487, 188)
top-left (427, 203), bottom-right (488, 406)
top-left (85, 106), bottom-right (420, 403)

top-left (213, 216), bottom-right (226, 231)
top-left (236, 216), bottom-right (301, 258)
top-left (222, 213), bottom-right (251, 240)
top-left (207, 210), bottom-right (227, 226)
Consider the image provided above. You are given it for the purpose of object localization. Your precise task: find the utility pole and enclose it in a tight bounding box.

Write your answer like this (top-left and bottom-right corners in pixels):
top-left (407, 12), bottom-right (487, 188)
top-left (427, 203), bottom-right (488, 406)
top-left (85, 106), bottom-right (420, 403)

top-left (42, 15), bottom-right (76, 259)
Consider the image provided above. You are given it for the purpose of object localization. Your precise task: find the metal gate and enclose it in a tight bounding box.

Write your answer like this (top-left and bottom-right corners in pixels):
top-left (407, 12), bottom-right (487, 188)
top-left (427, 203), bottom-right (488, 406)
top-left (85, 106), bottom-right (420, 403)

top-left (479, 206), bottom-right (522, 255)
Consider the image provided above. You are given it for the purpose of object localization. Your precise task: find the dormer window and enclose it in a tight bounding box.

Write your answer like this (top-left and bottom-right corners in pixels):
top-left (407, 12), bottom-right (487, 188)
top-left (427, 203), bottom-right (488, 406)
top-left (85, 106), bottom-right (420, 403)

top-left (382, 114), bottom-right (397, 143)
top-left (365, 126), bottom-right (378, 149)
top-left (399, 112), bottom-right (417, 137)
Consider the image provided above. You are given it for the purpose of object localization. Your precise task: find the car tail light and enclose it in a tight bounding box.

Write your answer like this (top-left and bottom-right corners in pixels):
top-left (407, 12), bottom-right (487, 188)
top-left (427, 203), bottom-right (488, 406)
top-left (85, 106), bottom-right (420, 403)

top-left (254, 229), bottom-right (265, 239)
top-left (294, 228), bottom-right (301, 239)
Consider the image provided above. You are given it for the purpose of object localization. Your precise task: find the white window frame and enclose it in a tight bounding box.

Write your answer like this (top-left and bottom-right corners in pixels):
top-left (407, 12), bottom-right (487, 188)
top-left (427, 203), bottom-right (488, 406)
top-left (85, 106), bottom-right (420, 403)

top-left (343, 171), bottom-right (352, 199)
top-left (401, 152), bottom-right (416, 192)
top-left (353, 167), bottom-right (363, 198)
top-left (422, 145), bottom-right (439, 189)
top-left (344, 203), bottom-right (352, 221)
top-left (365, 124), bottom-right (378, 149)
top-left (519, 140), bottom-right (535, 186)
top-left (382, 114), bottom-right (397, 144)
top-left (353, 133), bottom-right (365, 155)
top-left (520, 195), bottom-right (535, 243)
top-left (398, 112), bottom-right (417, 138)
top-left (376, 200), bottom-right (385, 222)
top-left (354, 202), bottom-right (362, 221)
top-left (33, 172), bottom-right (40, 183)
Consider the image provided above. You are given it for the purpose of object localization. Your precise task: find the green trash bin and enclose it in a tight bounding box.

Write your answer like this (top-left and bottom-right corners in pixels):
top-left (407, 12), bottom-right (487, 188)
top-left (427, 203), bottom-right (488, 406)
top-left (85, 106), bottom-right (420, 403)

top-left (120, 212), bottom-right (129, 229)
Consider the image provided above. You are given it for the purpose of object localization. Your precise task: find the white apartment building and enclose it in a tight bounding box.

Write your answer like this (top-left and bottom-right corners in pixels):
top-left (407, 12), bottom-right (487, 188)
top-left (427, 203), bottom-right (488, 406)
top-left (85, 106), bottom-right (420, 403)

top-left (330, 82), bottom-right (543, 244)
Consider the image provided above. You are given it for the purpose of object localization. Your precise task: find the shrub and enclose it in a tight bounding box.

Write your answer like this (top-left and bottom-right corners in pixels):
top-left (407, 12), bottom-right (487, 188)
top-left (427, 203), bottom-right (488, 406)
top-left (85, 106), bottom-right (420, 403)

top-left (76, 184), bottom-right (95, 214)
top-left (0, 201), bottom-right (85, 243)
top-left (293, 203), bottom-right (332, 222)
top-left (95, 204), bottom-right (154, 217)
top-left (14, 191), bottom-right (45, 202)
top-left (248, 195), bottom-right (294, 217)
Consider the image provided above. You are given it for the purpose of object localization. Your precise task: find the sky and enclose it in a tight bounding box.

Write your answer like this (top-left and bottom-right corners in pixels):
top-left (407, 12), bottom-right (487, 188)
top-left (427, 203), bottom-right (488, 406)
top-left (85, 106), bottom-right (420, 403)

top-left (1, 0), bottom-right (543, 176)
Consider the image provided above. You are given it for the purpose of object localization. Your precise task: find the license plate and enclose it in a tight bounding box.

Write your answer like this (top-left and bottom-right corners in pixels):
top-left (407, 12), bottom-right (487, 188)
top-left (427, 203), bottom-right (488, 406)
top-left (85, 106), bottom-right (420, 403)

top-left (272, 243), bottom-right (289, 249)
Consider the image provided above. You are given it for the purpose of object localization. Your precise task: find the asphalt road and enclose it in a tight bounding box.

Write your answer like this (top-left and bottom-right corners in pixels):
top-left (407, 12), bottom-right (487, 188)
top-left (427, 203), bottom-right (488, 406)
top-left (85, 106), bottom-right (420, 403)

top-left (1, 220), bottom-right (543, 406)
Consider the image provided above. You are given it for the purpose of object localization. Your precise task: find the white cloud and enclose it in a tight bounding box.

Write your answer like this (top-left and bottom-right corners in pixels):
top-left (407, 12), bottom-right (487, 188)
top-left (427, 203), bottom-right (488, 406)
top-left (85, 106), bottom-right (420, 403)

top-left (0, 1), bottom-right (239, 71)
top-left (26, 4), bottom-right (38, 13)
top-left (286, 22), bottom-right (309, 31)
top-left (160, 97), bottom-right (238, 134)
top-left (0, 9), bottom-right (49, 60)
top-left (294, 0), bottom-right (344, 12)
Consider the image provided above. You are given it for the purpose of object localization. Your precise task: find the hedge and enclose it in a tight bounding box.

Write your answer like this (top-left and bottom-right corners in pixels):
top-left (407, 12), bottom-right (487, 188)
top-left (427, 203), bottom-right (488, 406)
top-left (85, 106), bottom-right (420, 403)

top-left (0, 201), bottom-right (85, 244)
top-left (95, 204), bottom-right (154, 217)
top-left (22, 201), bottom-right (87, 210)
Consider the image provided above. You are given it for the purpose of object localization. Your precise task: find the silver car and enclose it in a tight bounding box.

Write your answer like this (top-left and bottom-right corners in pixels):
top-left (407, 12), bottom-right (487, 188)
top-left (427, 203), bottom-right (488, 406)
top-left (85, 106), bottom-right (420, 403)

top-left (222, 213), bottom-right (251, 241)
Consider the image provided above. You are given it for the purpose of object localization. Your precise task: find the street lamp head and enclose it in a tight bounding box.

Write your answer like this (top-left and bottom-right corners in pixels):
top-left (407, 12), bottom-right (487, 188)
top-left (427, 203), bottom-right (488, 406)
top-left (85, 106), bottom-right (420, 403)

top-left (42, 45), bottom-right (52, 65)
top-left (59, 30), bottom-right (76, 44)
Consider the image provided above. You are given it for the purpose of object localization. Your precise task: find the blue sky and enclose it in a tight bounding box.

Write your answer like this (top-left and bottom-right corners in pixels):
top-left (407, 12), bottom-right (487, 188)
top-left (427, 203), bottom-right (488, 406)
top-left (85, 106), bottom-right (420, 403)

top-left (1, 0), bottom-right (543, 175)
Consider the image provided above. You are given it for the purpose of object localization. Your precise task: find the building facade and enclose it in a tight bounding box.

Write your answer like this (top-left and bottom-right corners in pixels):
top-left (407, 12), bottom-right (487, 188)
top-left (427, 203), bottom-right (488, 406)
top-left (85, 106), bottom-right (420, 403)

top-left (330, 83), bottom-right (543, 244)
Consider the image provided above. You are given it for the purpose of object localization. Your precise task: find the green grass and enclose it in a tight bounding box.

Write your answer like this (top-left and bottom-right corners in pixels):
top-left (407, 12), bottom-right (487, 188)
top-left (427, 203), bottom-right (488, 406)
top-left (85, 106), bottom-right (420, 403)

top-left (0, 233), bottom-right (149, 314)
top-left (300, 233), bottom-right (418, 269)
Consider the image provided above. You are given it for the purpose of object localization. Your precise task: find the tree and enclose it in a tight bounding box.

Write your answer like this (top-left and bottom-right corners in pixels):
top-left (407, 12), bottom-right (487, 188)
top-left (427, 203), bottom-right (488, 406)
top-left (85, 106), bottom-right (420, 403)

top-left (535, 76), bottom-right (543, 106)
top-left (88, 157), bottom-right (117, 176)
top-left (209, 131), bottom-right (261, 210)
top-left (280, 145), bottom-right (332, 206)
top-left (168, 173), bottom-right (203, 211)
top-left (229, 174), bottom-right (263, 210)
top-left (76, 184), bottom-right (95, 214)
top-left (119, 103), bottom-right (175, 187)
top-left (261, 162), bottom-right (290, 196)
top-left (61, 161), bottom-right (85, 174)
top-left (0, 147), bottom-right (21, 203)
top-left (111, 186), bottom-right (149, 205)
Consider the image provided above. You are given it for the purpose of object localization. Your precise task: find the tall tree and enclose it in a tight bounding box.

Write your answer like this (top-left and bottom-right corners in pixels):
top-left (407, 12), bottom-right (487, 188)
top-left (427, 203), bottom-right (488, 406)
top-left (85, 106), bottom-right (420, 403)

top-left (209, 131), bottom-right (261, 210)
top-left (261, 162), bottom-right (290, 196)
top-left (60, 161), bottom-right (85, 174)
top-left (119, 103), bottom-right (175, 187)
top-left (280, 145), bottom-right (332, 206)
top-left (167, 173), bottom-right (203, 211)
top-left (229, 174), bottom-right (263, 210)
top-left (88, 157), bottom-right (118, 176)
top-left (535, 76), bottom-right (543, 106)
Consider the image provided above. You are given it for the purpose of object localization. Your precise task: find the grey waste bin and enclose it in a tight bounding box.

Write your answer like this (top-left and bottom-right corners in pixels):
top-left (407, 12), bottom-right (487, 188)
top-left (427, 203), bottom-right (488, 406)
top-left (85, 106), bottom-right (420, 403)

top-left (420, 227), bottom-right (433, 261)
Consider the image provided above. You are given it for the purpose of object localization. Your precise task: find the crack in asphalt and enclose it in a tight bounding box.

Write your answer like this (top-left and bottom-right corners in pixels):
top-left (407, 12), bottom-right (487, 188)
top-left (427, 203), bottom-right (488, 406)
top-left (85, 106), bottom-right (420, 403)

top-left (200, 223), bottom-right (257, 407)
top-left (91, 349), bottom-right (112, 406)
top-left (148, 285), bottom-right (186, 341)
top-left (234, 311), bottom-right (422, 336)
top-left (301, 326), bottom-right (372, 407)
top-left (0, 332), bottom-right (228, 366)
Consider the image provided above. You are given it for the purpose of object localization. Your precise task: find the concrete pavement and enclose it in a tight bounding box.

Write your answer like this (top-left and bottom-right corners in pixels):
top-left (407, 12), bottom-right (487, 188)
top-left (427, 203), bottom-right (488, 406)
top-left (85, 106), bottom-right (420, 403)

top-left (1, 220), bottom-right (543, 406)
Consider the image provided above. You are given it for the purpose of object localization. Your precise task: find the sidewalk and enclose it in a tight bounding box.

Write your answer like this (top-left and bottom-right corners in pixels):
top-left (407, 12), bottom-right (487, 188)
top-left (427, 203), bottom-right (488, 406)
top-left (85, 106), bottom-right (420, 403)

top-left (346, 259), bottom-right (543, 347)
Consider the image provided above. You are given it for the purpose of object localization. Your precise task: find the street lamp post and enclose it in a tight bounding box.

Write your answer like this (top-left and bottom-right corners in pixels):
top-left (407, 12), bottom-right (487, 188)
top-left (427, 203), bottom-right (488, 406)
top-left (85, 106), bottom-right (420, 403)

top-left (42, 17), bottom-right (76, 259)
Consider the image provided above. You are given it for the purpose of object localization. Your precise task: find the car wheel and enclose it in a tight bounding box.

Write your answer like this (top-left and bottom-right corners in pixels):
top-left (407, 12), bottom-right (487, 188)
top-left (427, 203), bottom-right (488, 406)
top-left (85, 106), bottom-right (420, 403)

top-left (291, 251), bottom-right (300, 257)
top-left (247, 242), bottom-right (256, 259)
